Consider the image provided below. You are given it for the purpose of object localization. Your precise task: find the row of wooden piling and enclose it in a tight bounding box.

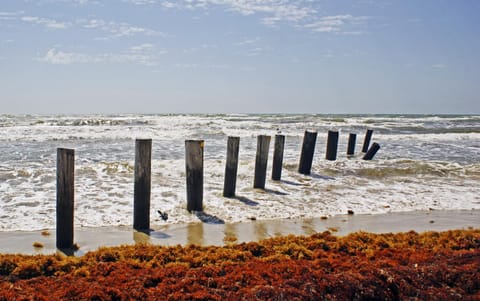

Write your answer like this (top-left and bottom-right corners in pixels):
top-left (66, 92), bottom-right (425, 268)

top-left (56, 129), bottom-right (380, 250)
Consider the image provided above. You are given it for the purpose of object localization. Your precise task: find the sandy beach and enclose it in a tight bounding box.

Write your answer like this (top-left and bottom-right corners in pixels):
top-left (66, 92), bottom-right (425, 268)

top-left (1, 209), bottom-right (478, 256)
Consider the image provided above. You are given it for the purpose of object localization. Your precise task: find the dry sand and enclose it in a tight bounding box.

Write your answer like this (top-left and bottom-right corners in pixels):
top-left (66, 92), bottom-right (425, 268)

top-left (1, 209), bottom-right (478, 256)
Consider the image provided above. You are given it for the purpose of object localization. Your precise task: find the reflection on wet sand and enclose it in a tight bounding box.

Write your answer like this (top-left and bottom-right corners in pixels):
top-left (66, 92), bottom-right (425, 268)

top-left (129, 217), bottom-right (341, 246)
top-left (302, 219), bottom-right (317, 236)
top-left (133, 231), bottom-right (150, 245)
top-left (223, 223), bottom-right (238, 244)
top-left (254, 221), bottom-right (269, 240)
top-left (1, 210), bottom-right (478, 255)
top-left (187, 222), bottom-right (204, 245)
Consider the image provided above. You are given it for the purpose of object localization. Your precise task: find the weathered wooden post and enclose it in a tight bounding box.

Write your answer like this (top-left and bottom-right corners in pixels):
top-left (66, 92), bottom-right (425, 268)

top-left (223, 136), bottom-right (240, 197)
top-left (298, 130), bottom-right (317, 175)
top-left (362, 129), bottom-right (373, 153)
top-left (56, 148), bottom-right (75, 249)
top-left (272, 134), bottom-right (285, 181)
top-left (326, 130), bottom-right (339, 161)
top-left (363, 142), bottom-right (381, 160)
top-left (134, 139), bottom-right (152, 231)
top-left (347, 133), bottom-right (356, 156)
top-left (186, 140), bottom-right (204, 212)
top-left (253, 135), bottom-right (271, 189)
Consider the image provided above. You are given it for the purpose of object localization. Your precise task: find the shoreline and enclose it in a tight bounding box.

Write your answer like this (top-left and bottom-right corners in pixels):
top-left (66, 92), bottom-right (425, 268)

top-left (1, 209), bottom-right (479, 256)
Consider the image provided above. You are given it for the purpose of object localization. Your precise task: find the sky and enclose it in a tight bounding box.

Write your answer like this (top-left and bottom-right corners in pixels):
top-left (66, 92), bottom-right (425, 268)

top-left (1, 0), bottom-right (479, 114)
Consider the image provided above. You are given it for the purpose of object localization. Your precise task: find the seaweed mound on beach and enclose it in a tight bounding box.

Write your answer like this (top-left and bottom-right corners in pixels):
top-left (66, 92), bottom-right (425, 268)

top-left (1, 229), bottom-right (479, 300)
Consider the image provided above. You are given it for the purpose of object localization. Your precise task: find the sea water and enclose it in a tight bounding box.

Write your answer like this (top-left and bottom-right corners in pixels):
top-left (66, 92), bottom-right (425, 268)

top-left (0, 114), bottom-right (479, 231)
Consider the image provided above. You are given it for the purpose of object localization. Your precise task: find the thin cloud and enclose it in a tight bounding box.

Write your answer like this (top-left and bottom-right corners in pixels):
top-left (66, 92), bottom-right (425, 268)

top-left (235, 37), bottom-right (261, 46)
top-left (0, 11), bottom-right (25, 20)
top-left (432, 64), bottom-right (447, 69)
top-left (124, 1), bottom-right (370, 33)
top-left (182, 43), bottom-right (218, 54)
top-left (234, 37), bottom-right (269, 57)
top-left (38, 48), bottom-right (89, 64)
top-left (38, 45), bottom-right (166, 66)
top-left (130, 43), bottom-right (155, 52)
top-left (161, 1), bottom-right (178, 8)
top-left (126, 0), bottom-right (315, 26)
top-left (175, 63), bottom-right (229, 70)
top-left (81, 19), bottom-right (105, 29)
top-left (175, 63), bottom-right (199, 69)
top-left (246, 47), bottom-right (264, 57)
top-left (77, 18), bottom-right (162, 38)
top-left (124, 0), bottom-right (158, 4)
top-left (223, 0), bottom-right (314, 24)
top-left (304, 14), bottom-right (369, 34)
top-left (21, 16), bottom-right (70, 29)
top-left (41, 0), bottom-right (99, 4)
top-left (124, 0), bottom-right (180, 8)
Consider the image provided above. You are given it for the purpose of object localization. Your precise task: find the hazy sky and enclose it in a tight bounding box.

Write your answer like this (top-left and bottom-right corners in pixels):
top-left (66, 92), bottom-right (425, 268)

top-left (1, 0), bottom-right (479, 114)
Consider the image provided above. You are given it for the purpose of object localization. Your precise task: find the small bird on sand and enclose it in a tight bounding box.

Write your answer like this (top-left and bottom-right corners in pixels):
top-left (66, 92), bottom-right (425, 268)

top-left (157, 210), bottom-right (168, 221)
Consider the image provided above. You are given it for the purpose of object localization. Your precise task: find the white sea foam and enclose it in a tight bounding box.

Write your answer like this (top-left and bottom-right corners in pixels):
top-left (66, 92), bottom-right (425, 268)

top-left (0, 114), bottom-right (479, 231)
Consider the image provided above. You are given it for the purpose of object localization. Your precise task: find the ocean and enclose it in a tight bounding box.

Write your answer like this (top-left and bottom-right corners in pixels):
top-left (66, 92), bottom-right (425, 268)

top-left (0, 114), bottom-right (479, 231)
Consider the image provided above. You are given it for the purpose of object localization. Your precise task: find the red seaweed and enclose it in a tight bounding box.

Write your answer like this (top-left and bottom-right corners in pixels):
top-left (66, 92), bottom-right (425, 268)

top-left (0, 229), bottom-right (479, 300)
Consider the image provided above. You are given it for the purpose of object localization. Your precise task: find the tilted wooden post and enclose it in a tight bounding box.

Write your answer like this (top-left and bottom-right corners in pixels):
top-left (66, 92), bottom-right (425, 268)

top-left (347, 133), bottom-right (356, 156)
top-left (253, 135), bottom-right (271, 189)
top-left (363, 142), bottom-right (381, 160)
top-left (56, 148), bottom-right (75, 249)
top-left (362, 129), bottom-right (373, 153)
top-left (326, 130), bottom-right (339, 161)
top-left (134, 139), bottom-right (152, 231)
top-left (223, 136), bottom-right (240, 197)
top-left (272, 134), bottom-right (285, 181)
top-left (298, 130), bottom-right (317, 175)
top-left (186, 140), bottom-right (204, 212)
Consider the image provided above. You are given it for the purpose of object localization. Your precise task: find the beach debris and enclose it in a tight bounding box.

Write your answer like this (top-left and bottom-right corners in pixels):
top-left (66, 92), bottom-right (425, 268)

top-left (157, 210), bottom-right (169, 221)
top-left (429, 220), bottom-right (435, 224)
top-left (347, 210), bottom-right (355, 215)
top-left (327, 227), bottom-right (339, 233)
top-left (320, 216), bottom-right (328, 220)
top-left (223, 235), bottom-right (238, 244)
top-left (33, 242), bottom-right (44, 248)
top-left (41, 230), bottom-right (51, 236)
top-left (249, 217), bottom-right (257, 221)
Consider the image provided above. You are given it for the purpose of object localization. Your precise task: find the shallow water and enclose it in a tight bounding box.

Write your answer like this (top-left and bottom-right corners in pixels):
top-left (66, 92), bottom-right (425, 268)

top-left (1, 114), bottom-right (479, 231)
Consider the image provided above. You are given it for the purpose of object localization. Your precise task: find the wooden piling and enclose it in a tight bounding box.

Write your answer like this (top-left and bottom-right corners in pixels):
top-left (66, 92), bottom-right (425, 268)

top-left (223, 136), bottom-right (240, 197)
top-left (253, 135), bottom-right (271, 189)
top-left (134, 139), bottom-right (152, 231)
top-left (363, 142), bottom-right (381, 160)
top-left (186, 140), bottom-right (204, 212)
top-left (298, 130), bottom-right (317, 175)
top-left (347, 133), bottom-right (356, 156)
top-left (362, 129), bottom-right (373, 153)
top-left (326, 130), bottom-right (339, 161)
top-left (56, 148), bottom-right (75, 249)
top-left (272, 134), bottom-right (285, 181)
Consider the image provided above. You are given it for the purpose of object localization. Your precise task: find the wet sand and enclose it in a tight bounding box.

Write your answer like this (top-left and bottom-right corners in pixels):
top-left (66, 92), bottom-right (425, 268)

top-left (1, 209), bottom-right (479, 256)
